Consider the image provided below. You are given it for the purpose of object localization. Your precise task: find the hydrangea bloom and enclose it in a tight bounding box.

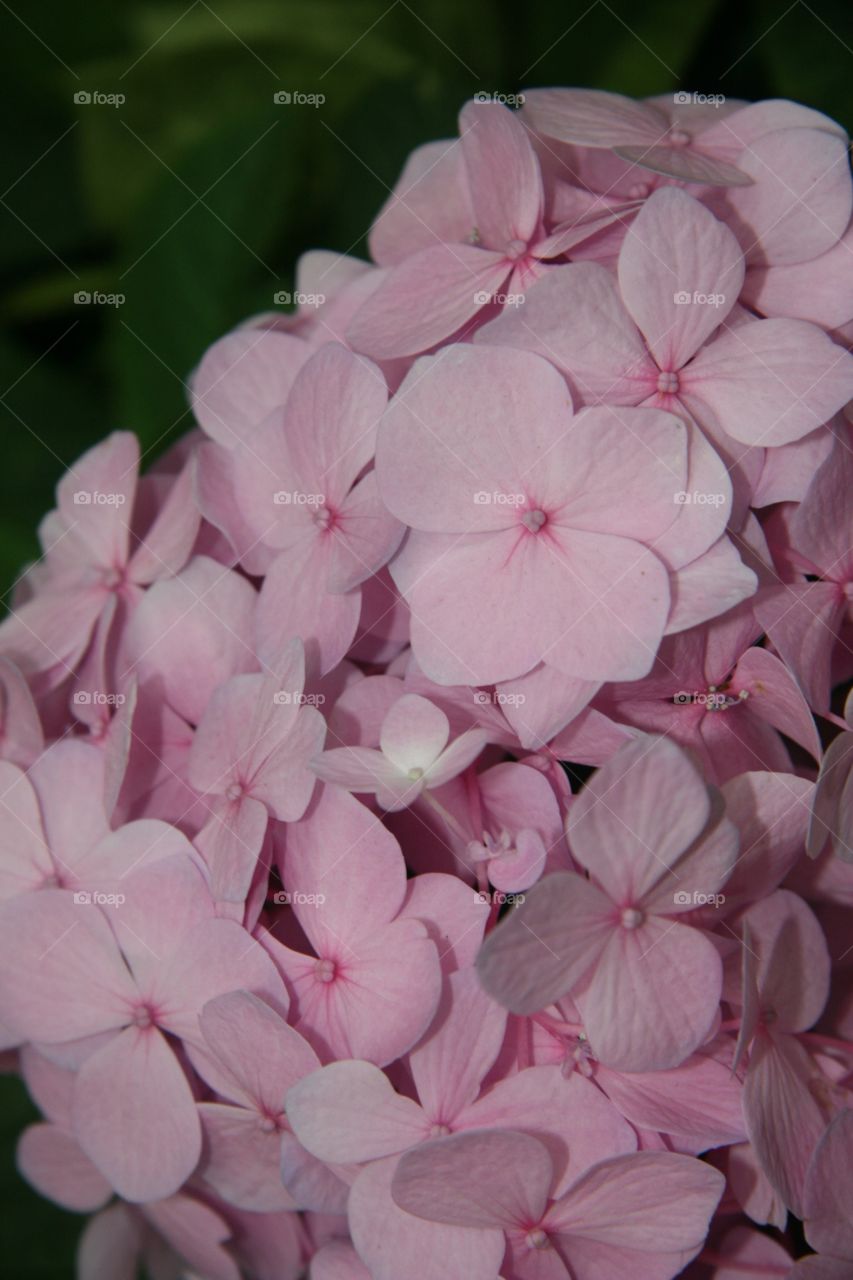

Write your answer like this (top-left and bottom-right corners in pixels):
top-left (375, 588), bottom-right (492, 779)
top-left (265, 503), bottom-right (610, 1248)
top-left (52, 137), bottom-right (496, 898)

top-left (0, 85), bottom-right (852, 1280)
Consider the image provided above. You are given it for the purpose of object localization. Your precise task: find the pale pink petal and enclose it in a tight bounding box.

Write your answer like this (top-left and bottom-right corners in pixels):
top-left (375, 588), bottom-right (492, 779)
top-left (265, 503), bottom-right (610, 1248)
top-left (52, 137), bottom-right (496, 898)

top-left (428, 729), bottom-right (488, 788)
top-left (197, 1103), bottom-right (293, 1212)
top-left (143, 1193), bottom-right (241, 1280)
top-left (754, 582), bottom-right (844, 713)
top-left (127, 461), bottom-right (199, 585)
top-left (311, 1241), bottom-right (373, 1280)
top-left (56, 431), bottom-right (138, 569)
top-left (347, 243), bottom-right (509, 359)
top-left (459, 100), bottom-right (542, 249)
top-left (350, 1156), bottom-right (506, 1280)
top-left (0, 762), bottom-right (53, 899)
top-left (0, 656), bottom-right (44, 765)
top-left (369, 139), bottom-right (474, 265)
top-left (78, 1204), bottom-right (141, 1280)
top-left (596, 1051), bottom-right (746, 1146)
top-left (682, 319), bottom-right (853, 446)
top-left (522, 89), bottom-right (665, 148)
top-left (617, 188), bottom-right (743, 369)
top-left (476, 872), bottom-right (612, 1014)
top-left (476, 262), bottom-right (656, 405)
top-left (392, 1128), bottom-right (554, 1229)
top-left (197, 990), bottom-right (316, 1111)
top-left (733, 646), bottom-right (821, 761)
top-left (665, 537), bottom-right (758, 635)
top-left (803, 1109), bottom-right (853, 1257)
top-left (576, 919), bottom-right (723, 1071)
top-left (286, 1060), bottom-right (427, 1162)
top-left (256, 543), bottom-right (362, 676)
top-left (0, 889), bottom-right (135, 1042)
top-left (614, 143), bottom-right (751, 185)
top-left (380, 693), bottom-right (450, 773)
top-left (73, 1024), bottom-right (201, 1201)
top-left (191, 328), bottom-right (312, 446)
top-left (327, 471), bottom-right (405, 594)
top-left (410, 968), bottom-right (507, 1122)
top-left (17, 1122), bottom-right (112, 1211)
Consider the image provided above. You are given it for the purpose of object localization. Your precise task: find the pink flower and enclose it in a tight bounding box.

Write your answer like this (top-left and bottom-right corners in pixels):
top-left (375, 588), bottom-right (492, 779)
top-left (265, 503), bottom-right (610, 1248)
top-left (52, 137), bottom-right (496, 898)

top-left (377, 343), bottom-right (696, 685)
top-left (391, 1128), bottom-right (724, 1280)
top-left (478, 736), bottom-right (738, 1070)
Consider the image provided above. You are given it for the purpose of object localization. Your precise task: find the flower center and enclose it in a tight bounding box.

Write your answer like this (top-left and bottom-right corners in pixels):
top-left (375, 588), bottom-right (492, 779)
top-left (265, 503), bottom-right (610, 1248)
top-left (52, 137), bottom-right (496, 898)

top-left (657, 370), bottom-right (679, 395)
top-left (259, 1110), bottom-right (287, 1134)
top-left (313, 504), bottom-right (333, 531)
top-left (628, 182), bottom-right (650, 199)
top-left (668, 128), bottom-right (691, 148)
top-left (504, 238), bottom-right (528, 261)
top-left (225, 781), bottom-right (244, 802)
top-left (429, 1122), bottom-right (451, 1138)
top-left (620, 906), bottom-right (644, 930)
top-left (521, 508), bottom-right (547, 533)
top-left (102, 566), bottom-right (124, 591)
top-left (525, 1228), bottom-right (550, 1251)
top-left (314, 957), bottom-right (337, 984)
top-left (130, 1003), bottom-right (156, 1029)
top-left (407, 766), bottom-right (424, 781)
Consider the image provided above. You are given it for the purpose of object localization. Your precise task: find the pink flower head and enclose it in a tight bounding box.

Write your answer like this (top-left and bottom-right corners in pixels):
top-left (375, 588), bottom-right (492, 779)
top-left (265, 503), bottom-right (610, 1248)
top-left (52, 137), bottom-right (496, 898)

top-left (391, 1128), bottom-right (724, 1280)
top-left (312, 692), bottom-right (486, 811)
top-left (376, 343), bottom-right (697, 686)
top-left (478, 735), bottom-right (739, 1070)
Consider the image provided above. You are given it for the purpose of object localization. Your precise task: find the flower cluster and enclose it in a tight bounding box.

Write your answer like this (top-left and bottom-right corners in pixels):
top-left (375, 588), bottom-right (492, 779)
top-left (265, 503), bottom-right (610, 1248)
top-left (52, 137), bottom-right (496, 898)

top-left (0, 88), bottom-right (852, 1280)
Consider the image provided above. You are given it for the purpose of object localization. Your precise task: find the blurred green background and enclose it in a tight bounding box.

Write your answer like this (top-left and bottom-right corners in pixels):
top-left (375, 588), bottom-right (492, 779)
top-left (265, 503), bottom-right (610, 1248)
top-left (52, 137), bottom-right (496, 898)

top-left (1, 0), bottom-right (851, 1272)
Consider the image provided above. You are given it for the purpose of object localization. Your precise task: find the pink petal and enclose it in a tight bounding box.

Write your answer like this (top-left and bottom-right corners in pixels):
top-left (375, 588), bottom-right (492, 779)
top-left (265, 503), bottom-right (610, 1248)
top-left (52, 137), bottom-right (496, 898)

top-left (755, 581), bottom-right (844, 713)
top-left (0, 762), bottom-right (53, 899)
top-left (190, 328), bottom-right (312, 446)
top-left (476, 872), bottom-right (611, 1014)
top-left (459, 100), bottom-right (542, 249)
top-left (803, 1109), bottom-right (853, 1258)
top-left (617, 188), bottom-right (743, 370)
top-left (73, 1025), bottom-right (201, 1201)
top-left (256, 543), bottom-right (362, 677)
top-left (596, 1051), bottom-right (746, 1146)
top-left (392, 1128), bottom-right (554, 1229)
top-left (614, 143), bottom-right (751, 185)
top-left (77, 1204), bottom-right (141, 1280)
top-left (369, 139), bottom-right (474, 266)
top-left (744, 890), bottom-right (831, 1034)
top-left (56, 431), bottom-right (138, 569)
top-left (327, 470), bottom-right (405, 594)
top-left (350, 1156), bottom-right (506, 1280)
top-left (286, 1059), bottom-right (427, 1162)
top-left (733, 646), bottom-right (821, 761)
top-left (311, 1241), bottom-right (373, 1280)
top-left (17, 1122), bottom-right (112, 1211)
top-left (197, 1103), bottom-right (293, 1212)
top-left (197, 990), bottom-right (317, 1111)
top-left (544, 1151), bottom-right (724, 1271)
top-left (127, 460), bottom-right (199, 585)
top-left (682, 318), bottom-right (853, 446)
top-left (410, 967), bottom-right (507, 1123)
top-left (143, 1193), bottom-right (241, 1280)
top-left (0, 656), bottom-right (44, 765)
top-left (576, 918), bottom-right (724, 1071)
top-left (0, 889), bottom-right (135, 1043)
top-left (665, 536), bottom-right (758, 635)
top-left (808, 730), bottom-right (853, 859)
top-left (376, 343), bottom-right (574, 535)
top-left (522, 89), bottom-right (665, 148)
top-left (347, 242), bottom-right (509, 359)
top-left (743, 1031), bottom-right (830, 1217)
top-left (476, 262), bottom-right (656, 404)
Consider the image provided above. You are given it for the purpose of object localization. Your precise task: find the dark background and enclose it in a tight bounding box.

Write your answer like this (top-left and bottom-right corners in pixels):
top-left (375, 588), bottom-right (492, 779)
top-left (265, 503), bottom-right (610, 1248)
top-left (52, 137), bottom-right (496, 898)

top-left (1, 0), bottom-right (851, 1272)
